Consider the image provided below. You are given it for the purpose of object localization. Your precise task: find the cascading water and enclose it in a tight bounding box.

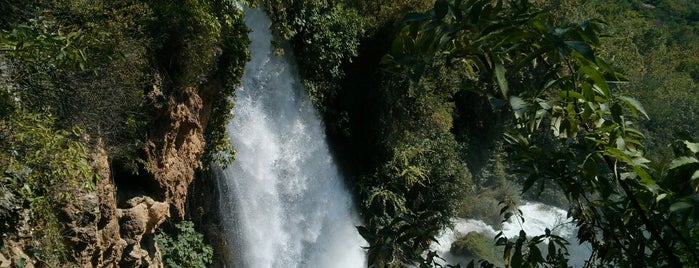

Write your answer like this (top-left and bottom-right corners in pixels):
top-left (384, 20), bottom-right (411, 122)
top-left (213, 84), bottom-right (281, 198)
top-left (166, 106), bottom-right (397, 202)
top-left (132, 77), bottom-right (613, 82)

top-left (433, 201), bottom-right (592, 266)
top-left (215, 7), bottom-right (366, 268)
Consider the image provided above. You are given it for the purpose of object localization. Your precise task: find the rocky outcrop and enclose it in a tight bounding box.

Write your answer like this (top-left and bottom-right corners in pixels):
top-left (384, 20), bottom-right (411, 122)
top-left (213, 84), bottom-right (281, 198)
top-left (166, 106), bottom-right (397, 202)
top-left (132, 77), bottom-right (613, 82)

top-left (0, 82), bottom-right (209, 267)
top-left (146, 85), bottom-right (206, 219)
top-left (116, 196), bottom-right (169, 267)
top-left (76, 83), bottom-right (205, 267)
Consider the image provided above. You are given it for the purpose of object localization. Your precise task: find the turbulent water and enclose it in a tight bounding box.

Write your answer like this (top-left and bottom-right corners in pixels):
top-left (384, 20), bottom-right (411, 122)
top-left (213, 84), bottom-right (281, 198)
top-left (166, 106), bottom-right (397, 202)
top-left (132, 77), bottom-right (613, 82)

top-left (216, 7), bottom-right (366, 268)
top-left (434, 202), bottom-right (592, 266)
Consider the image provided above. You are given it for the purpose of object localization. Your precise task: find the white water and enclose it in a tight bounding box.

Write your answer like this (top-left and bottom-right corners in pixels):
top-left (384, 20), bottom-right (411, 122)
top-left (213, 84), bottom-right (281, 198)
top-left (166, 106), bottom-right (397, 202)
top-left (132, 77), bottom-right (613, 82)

top-left (216, 8), bottom-right (366, 268)
top-left (434, 201), bottom-right (592, 266)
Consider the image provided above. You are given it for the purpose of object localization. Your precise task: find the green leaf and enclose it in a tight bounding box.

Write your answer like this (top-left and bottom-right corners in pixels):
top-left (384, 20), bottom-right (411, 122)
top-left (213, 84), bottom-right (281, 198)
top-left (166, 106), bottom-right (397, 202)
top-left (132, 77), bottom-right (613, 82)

top-left (656, 193), bottom-right (668, 202)
top-left (670, 201), bottom-right (693, 212)
top-left (558, 90), bottom-right (584, 100)
top-left (564, 40), bottom-right (595, 62)
top-left (403, 13), bottom-right (430, 23)
top-left (509, 96), bottom-right (528, 119)
top-left (683, 141), bottom-right (699, 154)
top-left (548, 241), bottom-right (556, 260)
top-left (529, 244), bottom-right (545, 263)
top-left (605, 148), bottom-right (633, 163)
top-left (494, 60), bottom-right (509, 97)
top-left (669, 156), bottom-right (698, 170)
top-left (610, 102), bottom-right (623, 124)
top-left (357, 226), bottom-right (375, 241)
top-left (619, 96), bottom-right (649, 119)
top-left (489, 96), bottom-right (507, 108)
top-left (580, 65), bottom-right (610, 98)
top-left (616, 136), bottom-right (626, 150)
top-left (434, 0), bottom-right (449, 19)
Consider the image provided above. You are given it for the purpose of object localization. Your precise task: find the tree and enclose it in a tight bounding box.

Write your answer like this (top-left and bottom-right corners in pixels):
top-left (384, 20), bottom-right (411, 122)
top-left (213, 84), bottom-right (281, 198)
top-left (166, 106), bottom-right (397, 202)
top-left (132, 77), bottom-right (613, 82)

top-left (369, 0), bottom-right (699, 266)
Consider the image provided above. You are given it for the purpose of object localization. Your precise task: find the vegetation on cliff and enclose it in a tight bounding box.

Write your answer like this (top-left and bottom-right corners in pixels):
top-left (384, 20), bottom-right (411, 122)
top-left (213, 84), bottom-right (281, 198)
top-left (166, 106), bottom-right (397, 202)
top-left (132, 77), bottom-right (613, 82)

top-left (1, 0), bottom-right (251, 266)
top-left (2, 0), bottom-right (698, 266)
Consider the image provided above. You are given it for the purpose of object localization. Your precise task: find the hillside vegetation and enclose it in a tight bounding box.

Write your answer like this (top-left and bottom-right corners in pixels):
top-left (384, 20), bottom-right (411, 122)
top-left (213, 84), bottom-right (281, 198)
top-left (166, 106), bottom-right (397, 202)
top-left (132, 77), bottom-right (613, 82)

top-left (263, 0), bottom-right (699, 267)
top-left (1, 0), bottom-right (251, 266)
top-left (1, 0), bottom-right (697, 267)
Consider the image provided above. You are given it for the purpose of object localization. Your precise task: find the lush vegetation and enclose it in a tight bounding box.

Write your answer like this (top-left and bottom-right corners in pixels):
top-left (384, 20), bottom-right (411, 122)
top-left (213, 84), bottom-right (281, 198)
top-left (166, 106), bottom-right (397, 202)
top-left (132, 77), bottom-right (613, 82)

top-left (538, 0), bottom-right (699, 161)
top-left (1, 0), bottom-right (250, 265)
top-left (451, 232), bottom-right (504, 265)
top-left (263, 0), bottom-right (699, 267)
top-left (261, 0), bottom-right (364, 109)
top-left (1, 113), bottom-right (98, 265)
top-left (156, 220), bottom-right (213, 268)
top-left (2, 0), bottom-right (698, 266)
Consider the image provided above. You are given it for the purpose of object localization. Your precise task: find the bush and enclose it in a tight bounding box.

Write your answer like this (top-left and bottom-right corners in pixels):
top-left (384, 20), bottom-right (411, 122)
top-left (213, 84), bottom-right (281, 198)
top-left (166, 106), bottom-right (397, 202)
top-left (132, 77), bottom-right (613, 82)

top-left (347, 0), bottom-right (434, 33)
top-left (262, 0), bottom-right (364, 109)
top-left (1, 0), bottom-right (153, 168)
top-left (0, 112), bottom-right (98, 265)
top-left (156, 221), bottom-right (213, 268)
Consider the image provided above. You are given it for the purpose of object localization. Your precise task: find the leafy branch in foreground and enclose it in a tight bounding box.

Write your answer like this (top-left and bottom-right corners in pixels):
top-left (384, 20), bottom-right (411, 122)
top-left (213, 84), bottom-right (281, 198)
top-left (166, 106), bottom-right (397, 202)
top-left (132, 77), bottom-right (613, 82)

top-left (363, 0), bottom-right (699, 267)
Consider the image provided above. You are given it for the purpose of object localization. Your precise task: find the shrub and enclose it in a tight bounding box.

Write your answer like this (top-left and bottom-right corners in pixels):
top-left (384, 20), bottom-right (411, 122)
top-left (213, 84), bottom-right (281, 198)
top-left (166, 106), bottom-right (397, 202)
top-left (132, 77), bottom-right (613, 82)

top-left (262, 0), bottom-right (364, 109)
top-left (0, 112), bottom-right (98, 265)
top-left (156, 221), bottom-right (213, 268)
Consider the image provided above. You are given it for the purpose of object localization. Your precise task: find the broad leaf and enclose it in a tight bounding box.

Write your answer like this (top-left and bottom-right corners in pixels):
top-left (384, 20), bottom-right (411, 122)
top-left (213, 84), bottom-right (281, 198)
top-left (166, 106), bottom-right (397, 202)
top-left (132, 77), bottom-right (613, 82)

top-left (494, 60), bottom-right (509, 97)
top-left (620, 96), bottom-right (649, 119)
top-left (564, 40), bottom-right (595, 62)
top-left (670, 201), bottom-right (693, 212)
top-left (669, 156), bottom-right (698, 170)
top-left (509, 96), bottom-right (528, 119)
top-left (580, 65), bottom-right (610, 98)
top-left (683, 141), bottom-right (699, 154)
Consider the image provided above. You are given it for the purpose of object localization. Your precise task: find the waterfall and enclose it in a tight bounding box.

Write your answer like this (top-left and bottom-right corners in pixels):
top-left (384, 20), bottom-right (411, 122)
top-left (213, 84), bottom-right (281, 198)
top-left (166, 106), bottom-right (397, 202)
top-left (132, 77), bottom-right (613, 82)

top-left (433, 202), bottom-right (592, 266)
top-left (216, 7), bottom-right (366, 268)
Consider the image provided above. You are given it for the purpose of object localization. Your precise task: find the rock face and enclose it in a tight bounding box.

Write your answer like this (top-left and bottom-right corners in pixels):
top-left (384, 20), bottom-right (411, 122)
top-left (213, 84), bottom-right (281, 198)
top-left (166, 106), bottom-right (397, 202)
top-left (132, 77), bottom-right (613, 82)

top-left (0, 82), bottom-right (210, 267)
top-left (146, 86), bottom-right (206, 219)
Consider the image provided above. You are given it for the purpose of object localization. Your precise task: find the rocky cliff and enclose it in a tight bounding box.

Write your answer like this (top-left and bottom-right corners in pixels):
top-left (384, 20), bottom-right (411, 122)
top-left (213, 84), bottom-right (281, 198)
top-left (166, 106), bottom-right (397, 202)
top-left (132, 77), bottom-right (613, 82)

top-left (0, 1), bottom-right (249, 266)
top-left (0, 80), bottom-right (216, 268)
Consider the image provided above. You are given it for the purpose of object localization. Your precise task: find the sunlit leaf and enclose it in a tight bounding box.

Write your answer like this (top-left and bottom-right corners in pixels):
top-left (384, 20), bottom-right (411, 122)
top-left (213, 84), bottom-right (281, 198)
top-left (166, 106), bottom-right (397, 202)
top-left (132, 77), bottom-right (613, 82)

top-left (683, 141), bottom-right (699, 154)
top-left (494, 60), bottom-right (509, 97)
top-left (669, 157), bottom-right (698, 170)
top-left (620, 96), bottom-right (649, 119)
top-left (670, 201), bottom-right (692, 212)
top-left (580, 65), bottom-right (610, 98)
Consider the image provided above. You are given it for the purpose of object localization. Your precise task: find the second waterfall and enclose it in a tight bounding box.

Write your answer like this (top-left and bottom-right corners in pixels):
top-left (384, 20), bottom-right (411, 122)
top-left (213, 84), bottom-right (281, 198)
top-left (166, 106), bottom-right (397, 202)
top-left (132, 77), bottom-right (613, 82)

top-left (215, 7), bottom-right (367, 268)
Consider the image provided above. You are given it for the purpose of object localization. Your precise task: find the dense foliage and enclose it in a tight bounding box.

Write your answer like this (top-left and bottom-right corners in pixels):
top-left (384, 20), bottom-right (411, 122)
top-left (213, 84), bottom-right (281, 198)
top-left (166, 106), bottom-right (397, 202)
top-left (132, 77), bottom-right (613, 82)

top-left (1, 0), bottom-right (251, 265)
top-left (156, 220), bottom-right (213, 268)
top-left (379, 0), bottom-right (699, 266)
top-left (262, 0), bottom-right (364, 108)
top-left (2, 0), bottom-right (697, 266)
top-left (0, 113), bottom-right (98, 265)
top-left (263, 0), bottom-right (698, 267)
top-left (539, 0), bottom-right (699, 160)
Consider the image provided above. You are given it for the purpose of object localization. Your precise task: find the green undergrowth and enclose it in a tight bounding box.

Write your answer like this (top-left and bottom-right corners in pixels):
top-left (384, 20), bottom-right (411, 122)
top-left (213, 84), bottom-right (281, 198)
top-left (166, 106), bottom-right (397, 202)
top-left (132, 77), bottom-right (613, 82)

top-left (1, 0), bottom-right (254, 265)
top-left (156, 220), bottom-right (213, 268)
top-left (1, 113), bottom-right (98, 265)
